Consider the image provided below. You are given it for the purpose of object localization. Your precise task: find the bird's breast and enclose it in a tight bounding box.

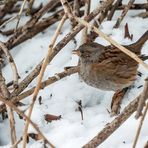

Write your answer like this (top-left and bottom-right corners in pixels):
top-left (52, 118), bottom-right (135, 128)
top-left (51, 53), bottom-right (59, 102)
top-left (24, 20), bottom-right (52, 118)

top-left (79, 63), bottom-right (134, 91)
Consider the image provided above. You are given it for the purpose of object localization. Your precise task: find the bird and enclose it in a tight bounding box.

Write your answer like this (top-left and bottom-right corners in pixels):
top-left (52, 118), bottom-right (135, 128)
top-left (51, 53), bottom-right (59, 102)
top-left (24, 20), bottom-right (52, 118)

top-left (73, 30), bottom-right (148, 115)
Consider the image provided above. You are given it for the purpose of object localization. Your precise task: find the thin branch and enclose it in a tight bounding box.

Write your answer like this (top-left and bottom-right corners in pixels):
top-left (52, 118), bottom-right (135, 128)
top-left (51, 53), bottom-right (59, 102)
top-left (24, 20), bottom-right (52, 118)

top-left (12, 63), bottom-right (42, 97)
top-left (0, 66), bottom-right (79, 114)
top-left (5, 0), bottom-right (62, 49)
top-left (0, 41), bottom-right (19, 88)
top-left (0, 0), bottom-right (17, 19)
top-left (132, 102), bottom-right (148, 148)
top-left (0, 0), bottom-right (27, 29)
top-left (107, 0), bottom-right (122, 20)
top-left (81, 0), bottom-right (91, 44)
top-left (114, 0), bottom-right (135, 28)
top-left (135, 78), bottom-right (148, 119)
top-left (87, 1), bottom-right (113, 42)
top-left (73, 0), bottom-right (80, 17)
top-left (60, 0), bottom-right (77, 27)
top-left (11, 137), bottom-right (22, 148)
top-left (0, 64), bottom-right (17, 146)
top-left (0, 15), bottom-right (18, 28)
top-left (26, 0), bottom-right (35, 15)
top-left (118, 3), bottom-right (148, 10)
top-left (22, 14), bottom-right (67, 148)
top-left (15, 0), bottom-right (27, 30)
top-left (17, 66), bottom-right (79, 101)
top-left (134, 11), bottom-right (148, 18)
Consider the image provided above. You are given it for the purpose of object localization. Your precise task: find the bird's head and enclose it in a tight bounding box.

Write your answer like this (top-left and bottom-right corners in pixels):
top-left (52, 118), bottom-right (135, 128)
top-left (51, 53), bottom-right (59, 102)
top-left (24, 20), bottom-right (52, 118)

top-left (72, 42), bottom-right (104, 62)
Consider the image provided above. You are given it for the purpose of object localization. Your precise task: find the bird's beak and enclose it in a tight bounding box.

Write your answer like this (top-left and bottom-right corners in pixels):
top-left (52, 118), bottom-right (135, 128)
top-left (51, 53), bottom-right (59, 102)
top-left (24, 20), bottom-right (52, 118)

top-left (72, 50), bottom-right (81, 56)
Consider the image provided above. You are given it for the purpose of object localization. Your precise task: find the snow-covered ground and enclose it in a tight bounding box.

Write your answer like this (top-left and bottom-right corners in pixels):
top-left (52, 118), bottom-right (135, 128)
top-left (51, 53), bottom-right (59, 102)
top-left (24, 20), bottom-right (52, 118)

top-left (0, 0), bottom-right (148, 147)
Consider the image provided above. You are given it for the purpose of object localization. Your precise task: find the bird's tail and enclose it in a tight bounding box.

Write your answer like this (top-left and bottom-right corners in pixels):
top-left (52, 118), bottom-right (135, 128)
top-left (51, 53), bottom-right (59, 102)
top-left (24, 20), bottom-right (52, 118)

top-left (127, 30), bottom-right (148, 54)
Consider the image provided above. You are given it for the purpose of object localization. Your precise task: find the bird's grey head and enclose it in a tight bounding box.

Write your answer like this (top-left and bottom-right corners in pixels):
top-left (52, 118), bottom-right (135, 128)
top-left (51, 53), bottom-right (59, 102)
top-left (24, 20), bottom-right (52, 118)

top-left (73, 42), bottom-right (104, 62)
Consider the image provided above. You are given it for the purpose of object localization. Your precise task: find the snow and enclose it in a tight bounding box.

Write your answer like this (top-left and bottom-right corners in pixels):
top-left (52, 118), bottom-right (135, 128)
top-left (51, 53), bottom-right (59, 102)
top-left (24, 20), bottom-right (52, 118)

top-left (0, 0), bottom-right (148, 148)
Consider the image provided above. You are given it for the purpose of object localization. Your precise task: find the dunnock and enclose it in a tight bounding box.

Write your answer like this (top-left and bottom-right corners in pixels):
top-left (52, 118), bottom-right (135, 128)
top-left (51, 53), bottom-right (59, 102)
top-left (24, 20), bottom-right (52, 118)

top-left (73, 30), bottom-right (148, 115)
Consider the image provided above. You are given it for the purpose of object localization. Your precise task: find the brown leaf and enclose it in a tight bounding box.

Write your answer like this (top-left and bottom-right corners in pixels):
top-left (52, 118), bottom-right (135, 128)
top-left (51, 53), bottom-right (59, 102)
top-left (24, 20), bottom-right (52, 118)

top-left (124, 23), bottom-right (133, 40)
top-left (44, 114), bottom-right (61, 123)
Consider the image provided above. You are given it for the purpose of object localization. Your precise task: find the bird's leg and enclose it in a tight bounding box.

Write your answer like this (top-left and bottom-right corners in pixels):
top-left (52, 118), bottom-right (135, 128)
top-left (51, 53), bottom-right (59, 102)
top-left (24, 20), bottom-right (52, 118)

top-left (111, 87), bottom-right (129, 116)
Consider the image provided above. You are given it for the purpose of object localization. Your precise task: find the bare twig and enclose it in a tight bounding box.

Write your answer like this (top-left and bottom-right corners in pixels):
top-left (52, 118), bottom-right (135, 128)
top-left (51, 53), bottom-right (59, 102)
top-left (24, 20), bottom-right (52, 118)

top-left (87, 0), bottom-right (113, 42)
top-left (97, 1), bottom-right (113, 24)
top-left (0, 95), bottom-right (55, 148)
top-left (0, 64), bottom-right (17, 146)
top-left (118, 3), bottom-right (148, 10)
top-left (132, 102), bottom-right (148, 148)
top-left (22, 14), bottom-right (67, 148)
top-left (26, 0), bottom-right (35, 15)
top-left (73, 0), bottom-right (80, 17)
top-left (107, 0), bottom-right (122, 20)
top-left (5, 0), bottom-right (61, 49)
top-left (0, 0), bottom-right (17, 19)
top-left (60, 0), bottom-right (77, 27)
top-left (75, 17), bottom-right (148, 70)
top-left (0, 15), bottom-right (18, 28)
top-left (11, 137), bottom-right (22, 148)
top-left (0, 66), bottom-right (79, 114)
top-left (114, 0), bottom-right (135, 28)
top-left (25, 0), bottom-right (60, 27)
top-left (81, 0), bottom-right (91, 44)
top-left (12, 63), bottom-right (42, 97)
top-left (0, 0), bottom-right (27, 29)
top-left (134, 11), bottom-right (148, 18)
top-left (17, 66), bottom-right (79, 101)
top-left (0, 41), bottom-right (19, 88)
top-left (15, 0), bottom-right (27, 30)
top-left (135, 78), bottom-right (148, 119)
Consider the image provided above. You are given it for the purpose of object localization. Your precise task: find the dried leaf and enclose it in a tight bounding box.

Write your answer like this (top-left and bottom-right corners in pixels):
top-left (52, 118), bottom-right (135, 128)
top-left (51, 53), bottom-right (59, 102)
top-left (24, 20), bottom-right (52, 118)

top-left (44, 114), bottom-right (61, 123)
top-left (124, 23), bottom-right (133, 40)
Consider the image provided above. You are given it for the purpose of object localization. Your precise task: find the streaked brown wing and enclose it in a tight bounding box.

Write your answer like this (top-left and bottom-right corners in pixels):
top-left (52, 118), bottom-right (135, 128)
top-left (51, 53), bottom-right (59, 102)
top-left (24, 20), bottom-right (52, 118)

top-left (91, 46), bottom-right (138, 84)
